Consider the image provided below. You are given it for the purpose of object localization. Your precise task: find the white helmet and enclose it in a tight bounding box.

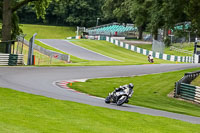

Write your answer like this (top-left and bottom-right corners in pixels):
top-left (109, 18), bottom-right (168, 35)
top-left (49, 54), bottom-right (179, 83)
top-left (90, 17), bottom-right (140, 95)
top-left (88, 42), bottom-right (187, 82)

top-left (128, 83), bottom-right (134, 89)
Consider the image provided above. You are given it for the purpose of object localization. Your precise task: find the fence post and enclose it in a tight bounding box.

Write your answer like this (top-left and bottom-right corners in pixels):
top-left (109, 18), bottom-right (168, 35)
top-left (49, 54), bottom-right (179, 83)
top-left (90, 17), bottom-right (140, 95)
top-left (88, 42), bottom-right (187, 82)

top-left (27, 33), bottom-right (37, 65)
top-left (50, 55), bottom-right (52, 64)
top-left (17, 34), bottom-right (26, 54)
top-left (174, 82), bottom-right (179, 97)
top-left (67, 55), bottom-right (70, 63)
top-left (38, 58), bottom-right (40, 65)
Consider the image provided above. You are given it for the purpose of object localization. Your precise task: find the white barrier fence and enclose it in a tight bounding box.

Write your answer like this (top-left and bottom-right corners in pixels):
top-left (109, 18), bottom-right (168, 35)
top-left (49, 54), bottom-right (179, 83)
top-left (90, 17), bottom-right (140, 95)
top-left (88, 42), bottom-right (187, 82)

top-left (0, 54), bottom-right (24, 65)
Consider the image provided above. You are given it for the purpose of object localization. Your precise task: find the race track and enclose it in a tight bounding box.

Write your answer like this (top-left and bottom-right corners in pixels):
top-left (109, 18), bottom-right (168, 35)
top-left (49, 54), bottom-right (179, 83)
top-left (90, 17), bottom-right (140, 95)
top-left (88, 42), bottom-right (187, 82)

top-left (37, 39), bottom-right (118, 61)
top-left (0, 64), bottom-right (200, 124)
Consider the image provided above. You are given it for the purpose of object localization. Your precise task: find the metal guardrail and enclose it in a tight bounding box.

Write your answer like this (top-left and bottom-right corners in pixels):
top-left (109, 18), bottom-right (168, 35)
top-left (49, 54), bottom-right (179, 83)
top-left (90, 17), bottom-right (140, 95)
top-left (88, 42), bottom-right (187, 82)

top-left (9, 54), bottom-right (24, 66)
top-left (179, 83), bottom-right (200, 103)
top-left (0, 54), bottom-right (9, 65)
top-left (174, 71), bottom-right (200, 97)
top-left (105, 36), bottom-right (193, 63)
top-left (23, 39), bottom-right (70, 63)
top-left (33, 43), bottom-right (70, 62)
top-left (0, 54), bottom-right (24, 66)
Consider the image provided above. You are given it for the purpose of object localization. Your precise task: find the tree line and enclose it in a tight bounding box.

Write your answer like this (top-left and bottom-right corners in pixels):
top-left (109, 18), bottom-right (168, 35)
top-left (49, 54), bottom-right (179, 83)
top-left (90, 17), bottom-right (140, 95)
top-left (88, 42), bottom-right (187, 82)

top-left (17, 0), bottom-right (104, 27)
top-left (1, 0), bottom-right (200, 42)
top-left (103, 0), bottom-right (200, 41)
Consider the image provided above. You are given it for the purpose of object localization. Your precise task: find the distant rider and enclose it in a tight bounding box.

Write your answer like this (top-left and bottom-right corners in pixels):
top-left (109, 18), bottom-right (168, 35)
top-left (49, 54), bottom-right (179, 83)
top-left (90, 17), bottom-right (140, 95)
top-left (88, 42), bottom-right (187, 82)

top-left (148, 54), bottom-right (154, 63)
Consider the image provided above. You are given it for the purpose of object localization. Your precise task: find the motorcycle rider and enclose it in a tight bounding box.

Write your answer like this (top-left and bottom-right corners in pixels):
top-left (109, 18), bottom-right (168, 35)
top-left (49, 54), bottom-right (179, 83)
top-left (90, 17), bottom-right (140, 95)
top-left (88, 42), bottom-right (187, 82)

top-left (105, 83), bottom-right (134, 105)
top-left (113, 83), bottom-right (134, 103)
top-left (148, 54), bottom-right (154, 63)
top-left (114, 83), bottom-right (134, 95)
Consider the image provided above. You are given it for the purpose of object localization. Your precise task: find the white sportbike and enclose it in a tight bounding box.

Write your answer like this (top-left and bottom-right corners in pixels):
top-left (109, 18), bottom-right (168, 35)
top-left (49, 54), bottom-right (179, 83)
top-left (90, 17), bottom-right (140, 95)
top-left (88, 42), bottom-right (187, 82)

top-left (105, 83), bottom-right (134, 106)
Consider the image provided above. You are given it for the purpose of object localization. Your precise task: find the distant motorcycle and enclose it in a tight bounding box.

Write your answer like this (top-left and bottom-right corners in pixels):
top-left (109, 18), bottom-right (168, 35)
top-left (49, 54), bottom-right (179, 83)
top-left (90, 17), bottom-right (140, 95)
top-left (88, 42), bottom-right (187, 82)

top-left (148, 54), bottom-right (154, 63)
top-left (105, 83), bottom-right (134, 106)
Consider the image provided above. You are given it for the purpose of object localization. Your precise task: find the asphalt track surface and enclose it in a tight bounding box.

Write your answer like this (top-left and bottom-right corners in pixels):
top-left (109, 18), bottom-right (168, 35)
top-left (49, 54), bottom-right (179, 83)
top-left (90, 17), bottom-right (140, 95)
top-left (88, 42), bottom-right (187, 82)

top-left (37, 39), bottom-right (118, 61)
top-left (1, 64), bottom-right (200, 124)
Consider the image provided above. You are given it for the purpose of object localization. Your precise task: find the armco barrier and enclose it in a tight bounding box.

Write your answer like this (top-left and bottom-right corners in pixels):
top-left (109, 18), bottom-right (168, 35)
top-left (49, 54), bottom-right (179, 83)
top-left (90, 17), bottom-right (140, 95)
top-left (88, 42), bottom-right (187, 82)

top-left (24, 40), bottom-right (70, 63)
top-left (0, 54), bottom-right (9, 65)
top-left (67, 36), bottom-right (80, 39)
top-left (174, 71), bottom-right (200, 104)
top-left (105, 36), bottom-right (193, 63)
top-left (66, 35), bottom-right (195, 63)
top-left (0, 54), bottom-right (24, 66)
top-left (33, 43), bottom-right (70, 62)
top-left (179, 83), bottom-right (200, 103)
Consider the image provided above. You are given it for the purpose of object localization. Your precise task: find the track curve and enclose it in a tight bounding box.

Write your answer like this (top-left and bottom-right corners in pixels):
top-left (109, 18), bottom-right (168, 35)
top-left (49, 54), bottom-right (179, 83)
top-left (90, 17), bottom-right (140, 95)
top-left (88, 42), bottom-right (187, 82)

top-left (0, 64), bottom-right (200, 124)
top-left (37, 39), bottom-right (118, 61)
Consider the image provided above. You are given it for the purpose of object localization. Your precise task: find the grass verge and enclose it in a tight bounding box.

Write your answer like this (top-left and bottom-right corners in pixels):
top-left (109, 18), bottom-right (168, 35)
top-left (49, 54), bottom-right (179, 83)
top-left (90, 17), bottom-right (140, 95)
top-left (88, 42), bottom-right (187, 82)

top-left (19, 24), bottom-right (186, 66)
top-left (191, 75), bottom-right (200, 86)
top-left (70, 39), bottom-right (174, 65)
top-left (35, 40), bottom-right (86, 63)
top-left (0, 87), bottom-right (200, 132)
top-left (134, 43), bottom-right (194, 57)
top-left (70, 67), bottom-right (200, 117)
top-left (20, 24), bottom-right (76, 39)
top-left (23, 39), bottom-right (175, 66)
top-left (20, 24), bottom-right (86, 64)
top-left (22, 44), bottom-right (67, 65)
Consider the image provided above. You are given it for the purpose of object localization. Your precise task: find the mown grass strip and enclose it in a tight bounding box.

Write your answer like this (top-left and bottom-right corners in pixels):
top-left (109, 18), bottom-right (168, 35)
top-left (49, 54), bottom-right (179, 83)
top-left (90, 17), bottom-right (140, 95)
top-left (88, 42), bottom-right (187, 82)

top-left (0, 87), bottom-right (200, 132)
top-left (20, 24), bottom-right (87, 64)
top-left (134, 43), bottom-right (194, 57)
top-left (191, 75), bottom-right (200, 87)
top-left (19, 24), bottom-right (183, 66)
top-left (35, 40), bottom-right (86, 63)
top-left (23, 39), bottom-right (175, 66)
top-left (71, 39), bottom-right (174, 64)
top-left (70, 67), bottom-right (200, 117)
top-left (20, 24), bottom-right (76, 39)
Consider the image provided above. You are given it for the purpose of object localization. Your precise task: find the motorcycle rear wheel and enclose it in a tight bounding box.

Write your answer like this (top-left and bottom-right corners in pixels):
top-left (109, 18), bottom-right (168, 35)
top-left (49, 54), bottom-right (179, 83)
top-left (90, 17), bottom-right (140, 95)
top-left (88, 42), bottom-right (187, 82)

top-left (116, 95), bottom-right (128, 106)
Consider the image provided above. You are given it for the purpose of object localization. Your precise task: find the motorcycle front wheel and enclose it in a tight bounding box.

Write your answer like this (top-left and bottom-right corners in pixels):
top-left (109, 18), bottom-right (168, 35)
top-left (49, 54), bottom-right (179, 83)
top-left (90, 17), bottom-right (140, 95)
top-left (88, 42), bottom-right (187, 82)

top-left (105, 95), bottom-right (111, 104)
top-left (116, 95), bottom-right (128, 106)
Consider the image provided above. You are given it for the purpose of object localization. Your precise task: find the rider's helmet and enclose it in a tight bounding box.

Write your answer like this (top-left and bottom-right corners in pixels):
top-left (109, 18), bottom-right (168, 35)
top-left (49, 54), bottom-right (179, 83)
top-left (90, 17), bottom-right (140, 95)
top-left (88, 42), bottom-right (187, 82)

top-left (128, 83), bottom-right (134, 89)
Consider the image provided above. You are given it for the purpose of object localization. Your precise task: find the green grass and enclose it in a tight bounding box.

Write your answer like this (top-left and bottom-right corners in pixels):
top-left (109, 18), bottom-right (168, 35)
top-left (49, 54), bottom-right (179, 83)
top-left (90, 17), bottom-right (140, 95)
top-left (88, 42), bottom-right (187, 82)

top-left (167, 43), bottom-right (194, 56)
top-left (70, 39), bottom-right (173, 65)
top-left (19, 24), bottom-right (185, 66)
top-left (134, 44), bottom-right (152, 50)
top-left (19, 24), bottom-right (86, 64)
top-left (134, 43), bottom-right (194, 56)
top-left (21, 44), bottom-right (67, 65)
top-left (25, 39), bottom-right (175, 66)
top-left (0, 87), bottom-right (200, 132)
top-left (191, 75), bottom-right (200, 86)
top-left (20, 24), bottom-right (76, 39)
top-left (70, 67), bottom-right (200, 117)
top-left (35, 40), bottom-right (86, 63)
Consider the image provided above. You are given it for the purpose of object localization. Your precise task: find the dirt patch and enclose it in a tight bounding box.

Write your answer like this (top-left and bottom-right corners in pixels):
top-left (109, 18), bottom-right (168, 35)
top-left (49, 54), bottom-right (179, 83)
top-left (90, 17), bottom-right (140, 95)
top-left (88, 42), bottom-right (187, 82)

top-left (168, 90), bottom-right (200, 105)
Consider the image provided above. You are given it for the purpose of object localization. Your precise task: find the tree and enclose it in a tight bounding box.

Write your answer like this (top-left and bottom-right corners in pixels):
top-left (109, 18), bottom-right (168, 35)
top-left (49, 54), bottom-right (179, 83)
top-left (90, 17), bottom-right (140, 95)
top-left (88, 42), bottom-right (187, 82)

top-left (102, 0), bottom-right (152, 39)
top-left (128, 0), bottom-right (152, 39)
top-left (65, 0), bottom-right (103, 27)
top-left (185, 0), bottom-right (200, 35)
top-left (1, 0), bottom-right (51, 41)
top-left (149, 0), bottom-right (188, 40)
top-left (102, 0), bottom-right (200, 40)
top-left (102, 0), bottom-right (131, 23)
top-left (17, 0), bottom-right (104, 27)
